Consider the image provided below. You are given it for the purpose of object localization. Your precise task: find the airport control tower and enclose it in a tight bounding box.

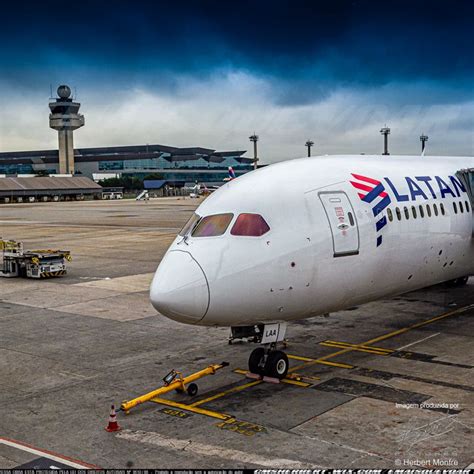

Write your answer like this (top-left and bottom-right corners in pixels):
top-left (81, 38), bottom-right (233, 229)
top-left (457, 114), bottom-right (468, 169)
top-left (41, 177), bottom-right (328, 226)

top-left (49, 85), bottom-right (84, 174)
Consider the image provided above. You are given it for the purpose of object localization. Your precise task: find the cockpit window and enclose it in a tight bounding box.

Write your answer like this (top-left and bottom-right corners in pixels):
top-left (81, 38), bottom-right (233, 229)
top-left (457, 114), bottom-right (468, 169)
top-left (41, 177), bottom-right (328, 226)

top-left (231, 213), bottom-right (270, 236)
top-left (191, 213), bottom-right (234, 237)
top-left (179, 213), bottom-right (201, 236)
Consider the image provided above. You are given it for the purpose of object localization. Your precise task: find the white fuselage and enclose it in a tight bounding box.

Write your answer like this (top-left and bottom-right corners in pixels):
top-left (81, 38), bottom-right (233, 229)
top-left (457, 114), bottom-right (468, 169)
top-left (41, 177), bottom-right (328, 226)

top-left (150, 155), bottom-right (474, 326)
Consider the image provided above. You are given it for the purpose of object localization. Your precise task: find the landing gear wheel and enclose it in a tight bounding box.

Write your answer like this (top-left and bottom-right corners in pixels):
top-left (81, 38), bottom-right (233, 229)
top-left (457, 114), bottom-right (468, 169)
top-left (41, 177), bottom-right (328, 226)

top-left (187, 383), bottom-right (198, 397)
top-left (248, 347), bottom-right (265, 375)
top-left (264, 350), bottom-right (289, 379)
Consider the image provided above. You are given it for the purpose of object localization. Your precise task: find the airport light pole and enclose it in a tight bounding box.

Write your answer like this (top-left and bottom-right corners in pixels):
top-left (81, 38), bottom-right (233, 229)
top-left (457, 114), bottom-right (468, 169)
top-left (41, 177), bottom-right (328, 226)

top-left (380, 126), bottom-right (390, 155)
top-left (249, 133), bottom-right (259, 170)
top-left (305, 140), bottom-right (314, 157)
top-left (420, 133), bottom-right (428, 153)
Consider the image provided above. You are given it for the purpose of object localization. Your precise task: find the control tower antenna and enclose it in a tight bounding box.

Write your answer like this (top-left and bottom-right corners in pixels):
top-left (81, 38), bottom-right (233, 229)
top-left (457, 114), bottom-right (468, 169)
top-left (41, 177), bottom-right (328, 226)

top-left (380, 126), bottom-right (390, 155)
top-left (249, 133), bottom-right (259, 170)
top-left (305, 140), bottom-right (314, 157)
top-left (49, 84), bottom-right (85, 174)
top-left (420, 133), bottom-right (428, 153)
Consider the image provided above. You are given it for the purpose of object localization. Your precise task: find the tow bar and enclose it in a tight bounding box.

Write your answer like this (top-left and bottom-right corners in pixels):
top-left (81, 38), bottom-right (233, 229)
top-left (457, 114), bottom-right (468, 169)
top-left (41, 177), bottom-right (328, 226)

top-left (120, 362), bottom-right (229, 414)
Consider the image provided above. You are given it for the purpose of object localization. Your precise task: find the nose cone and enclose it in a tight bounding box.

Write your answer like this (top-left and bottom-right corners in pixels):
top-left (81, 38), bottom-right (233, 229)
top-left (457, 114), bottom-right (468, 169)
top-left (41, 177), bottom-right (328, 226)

top-left (150, 250), bottom-right (209, 324)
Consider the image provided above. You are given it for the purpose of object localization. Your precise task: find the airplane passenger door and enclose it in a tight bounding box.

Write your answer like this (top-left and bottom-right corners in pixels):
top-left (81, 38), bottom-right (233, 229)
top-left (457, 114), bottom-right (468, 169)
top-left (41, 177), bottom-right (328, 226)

top-left (456, 168), bottom-right (474, 236)
top-left (319, 192), bottom-right (360, 257)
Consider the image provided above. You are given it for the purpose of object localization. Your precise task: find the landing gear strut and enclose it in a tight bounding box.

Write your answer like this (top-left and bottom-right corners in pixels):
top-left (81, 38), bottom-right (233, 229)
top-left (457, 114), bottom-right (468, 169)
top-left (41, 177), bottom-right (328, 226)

top-left (248, 344), bottom-right (289, 379)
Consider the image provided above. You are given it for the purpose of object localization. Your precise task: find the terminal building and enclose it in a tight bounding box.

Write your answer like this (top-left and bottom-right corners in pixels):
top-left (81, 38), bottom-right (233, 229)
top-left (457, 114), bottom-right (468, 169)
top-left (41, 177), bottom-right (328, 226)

top-left (0, 85), bottom-right (254, 187)
top-left (0, 144), bottom-right (253, 186)
top-left (0, 176), bottom-right (102, 203)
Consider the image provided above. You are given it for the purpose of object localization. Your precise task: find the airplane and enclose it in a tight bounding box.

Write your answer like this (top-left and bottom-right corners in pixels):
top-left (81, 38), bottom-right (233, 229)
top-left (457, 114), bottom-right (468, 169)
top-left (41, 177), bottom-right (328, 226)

top-left (188, 183), bottom-right (201, 199)
top-left (188, 168), bottom-right (237, 197)
top-left (150, 155), bottom-right (474, 379)
top-left (188, 183), bottom-right (214, 198)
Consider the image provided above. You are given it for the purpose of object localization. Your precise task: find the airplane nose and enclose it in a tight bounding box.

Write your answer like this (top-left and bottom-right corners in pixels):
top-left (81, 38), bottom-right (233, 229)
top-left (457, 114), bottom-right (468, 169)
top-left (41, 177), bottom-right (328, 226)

top-left (150, 250), bottom-right (209, 324)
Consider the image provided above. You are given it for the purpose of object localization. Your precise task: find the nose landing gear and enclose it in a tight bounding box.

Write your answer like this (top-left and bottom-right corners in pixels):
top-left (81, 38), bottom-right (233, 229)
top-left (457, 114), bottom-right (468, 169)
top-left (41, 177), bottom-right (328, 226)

top-left (248, 345), bottom-right (289, 379)
top-left (231, 322), bottom-right (289, 380)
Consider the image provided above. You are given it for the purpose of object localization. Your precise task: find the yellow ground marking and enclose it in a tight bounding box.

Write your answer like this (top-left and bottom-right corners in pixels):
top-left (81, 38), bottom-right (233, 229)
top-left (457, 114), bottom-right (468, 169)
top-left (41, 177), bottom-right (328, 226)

top-left (363, 303), bottom-right (474, 346)
top-left (277, 378), bottom-right (311, 387)
top-left (190, 380), bottom-right (262, 407)
top-left (160, 407), bottom-right (191, 418)
top-left (287, 354), bottom-right (354, 369)
top-left (320, 340), bottom-right (394, 355)
top-left (215, 418), bottom-right (267, 437)
top-left (150, 397), bottom-right (232, 420)
top-left (232, 369), bottom-right (312, 387)
top-left (145, 304), bottom-right (473, 420)
top-left (286, 372), bottom-right (320, 382)
top-left (294, 374), bottom-right (321, 382)
top-left (150, 368), bottom-right (310, 418)
top-left (289, 303), bottom-right (474, 373)
top-left (324, 340), bottom-right (393, 353)
top-left (319, 343), bottom-right (387, 355)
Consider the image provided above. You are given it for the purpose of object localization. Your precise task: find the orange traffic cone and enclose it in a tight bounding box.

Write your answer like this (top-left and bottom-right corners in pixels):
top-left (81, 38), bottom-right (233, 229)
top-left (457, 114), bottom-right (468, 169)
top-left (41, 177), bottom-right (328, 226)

top-left (105, 404), bottom-right (121, 432)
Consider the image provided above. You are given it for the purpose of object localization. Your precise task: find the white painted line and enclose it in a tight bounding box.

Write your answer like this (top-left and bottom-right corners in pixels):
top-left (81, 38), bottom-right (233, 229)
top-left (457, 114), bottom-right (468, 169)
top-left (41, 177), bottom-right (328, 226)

top-left (117, 429), bottom-right (318, 468)
top-left (0, 437), bottom-right (96, 469)
top-left (397, 332), bottom-right (440, 351)
top-left (465, 462), bottom-right (474, 469)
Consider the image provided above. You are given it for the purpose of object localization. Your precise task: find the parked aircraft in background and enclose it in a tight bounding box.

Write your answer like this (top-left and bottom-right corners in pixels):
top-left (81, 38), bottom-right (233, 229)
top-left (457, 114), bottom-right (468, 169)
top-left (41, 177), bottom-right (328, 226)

top-left (188, 168), bottom-right (238, 197)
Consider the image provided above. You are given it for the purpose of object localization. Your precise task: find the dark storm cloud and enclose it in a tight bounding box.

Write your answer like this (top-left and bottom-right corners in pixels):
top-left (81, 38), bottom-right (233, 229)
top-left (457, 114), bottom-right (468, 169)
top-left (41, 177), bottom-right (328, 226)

top-left (1, 0), bottom-right (473, 103)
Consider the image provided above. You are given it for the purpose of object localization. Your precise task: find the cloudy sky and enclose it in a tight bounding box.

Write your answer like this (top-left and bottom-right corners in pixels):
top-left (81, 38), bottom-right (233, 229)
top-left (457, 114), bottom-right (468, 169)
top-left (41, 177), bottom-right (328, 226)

top-left (0, 0), bottom-right (472, 162)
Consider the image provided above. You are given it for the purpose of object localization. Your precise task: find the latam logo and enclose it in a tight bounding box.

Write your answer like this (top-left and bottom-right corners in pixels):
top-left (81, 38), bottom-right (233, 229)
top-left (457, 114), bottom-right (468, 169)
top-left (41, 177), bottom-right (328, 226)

top-left (350, 173), bottom-right (391, 247)
top-left (350, 173), bottom-right (467, 247)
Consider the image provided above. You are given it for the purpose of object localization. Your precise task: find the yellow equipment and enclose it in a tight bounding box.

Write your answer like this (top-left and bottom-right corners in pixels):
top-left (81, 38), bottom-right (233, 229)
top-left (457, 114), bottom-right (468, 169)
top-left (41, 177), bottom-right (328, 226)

top-left (0, 239), bottom-right (72, 279)
top-left (120, 362), bottom-right (229, 414)
top-left (0, 240), bottom-right (22, 252)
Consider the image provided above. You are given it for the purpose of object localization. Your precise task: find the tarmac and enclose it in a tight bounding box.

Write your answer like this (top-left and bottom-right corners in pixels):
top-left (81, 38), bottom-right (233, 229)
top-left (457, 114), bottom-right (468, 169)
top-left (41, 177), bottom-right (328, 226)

top-left (0, 198), bottom-right (473, 469)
